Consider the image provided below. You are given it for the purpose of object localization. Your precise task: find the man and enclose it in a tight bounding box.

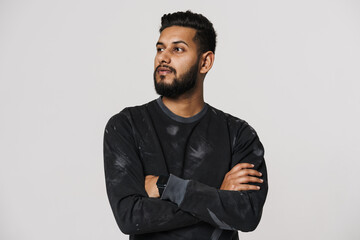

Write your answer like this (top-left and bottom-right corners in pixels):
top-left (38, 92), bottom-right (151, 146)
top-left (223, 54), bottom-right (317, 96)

top-left (104, 10), bottom-right (268, 240)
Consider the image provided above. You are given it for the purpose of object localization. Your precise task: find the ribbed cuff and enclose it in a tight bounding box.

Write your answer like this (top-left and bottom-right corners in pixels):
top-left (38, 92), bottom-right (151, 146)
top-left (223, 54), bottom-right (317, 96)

top-left (160, 174), bottom-right (189, 206)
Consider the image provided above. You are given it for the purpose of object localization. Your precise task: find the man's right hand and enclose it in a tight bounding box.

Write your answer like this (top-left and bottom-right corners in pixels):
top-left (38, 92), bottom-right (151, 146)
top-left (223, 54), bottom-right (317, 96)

top-left (220, 163), bottom-right (263, 191)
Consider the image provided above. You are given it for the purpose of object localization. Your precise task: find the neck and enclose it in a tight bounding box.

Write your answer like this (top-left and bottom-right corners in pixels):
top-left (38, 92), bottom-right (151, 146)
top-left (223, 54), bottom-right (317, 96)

top-left (161, 90), bottom-right (204, 118)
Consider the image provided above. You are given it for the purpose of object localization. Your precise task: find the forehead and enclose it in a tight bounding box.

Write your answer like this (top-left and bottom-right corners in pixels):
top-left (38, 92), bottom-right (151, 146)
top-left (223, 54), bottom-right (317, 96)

top-left (158, 26), bottom-right (197, 46)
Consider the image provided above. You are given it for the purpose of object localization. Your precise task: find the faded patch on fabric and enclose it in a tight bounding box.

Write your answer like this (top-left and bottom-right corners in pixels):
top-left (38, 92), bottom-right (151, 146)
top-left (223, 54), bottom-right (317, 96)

top-left (210, 228), bottom-right (223, 240)
top-left (207, 208), bottom-right (234, 230)
top-left (188, 141), bottom-right (211, 159)
top-left (183, 139), bottom-right (214, 177)
top-left (114, 151), bottom-right (131, 171)
top-left (166, 125), bottom-right (179, 136)
top-left (253, 147), bottom-right (264, 156)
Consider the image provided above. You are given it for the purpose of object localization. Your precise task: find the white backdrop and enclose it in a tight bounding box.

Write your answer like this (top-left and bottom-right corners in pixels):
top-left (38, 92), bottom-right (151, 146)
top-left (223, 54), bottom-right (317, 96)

top-left (1, 0), bottom-right (359, 239)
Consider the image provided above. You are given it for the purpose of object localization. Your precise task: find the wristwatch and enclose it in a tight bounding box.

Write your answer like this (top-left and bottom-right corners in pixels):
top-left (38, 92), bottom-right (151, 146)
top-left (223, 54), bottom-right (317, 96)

top-left (156, 175), bottom-right (169, 197)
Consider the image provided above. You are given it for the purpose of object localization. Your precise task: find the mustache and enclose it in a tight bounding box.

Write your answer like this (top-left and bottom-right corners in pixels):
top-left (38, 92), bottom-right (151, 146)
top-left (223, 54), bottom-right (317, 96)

top-left (155, 64), bottom-right (176, 74)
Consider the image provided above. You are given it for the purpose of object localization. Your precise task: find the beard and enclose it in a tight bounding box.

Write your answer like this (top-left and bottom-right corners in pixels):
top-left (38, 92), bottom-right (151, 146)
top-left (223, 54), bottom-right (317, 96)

top-left (153, 61), bottom-right (199, 98)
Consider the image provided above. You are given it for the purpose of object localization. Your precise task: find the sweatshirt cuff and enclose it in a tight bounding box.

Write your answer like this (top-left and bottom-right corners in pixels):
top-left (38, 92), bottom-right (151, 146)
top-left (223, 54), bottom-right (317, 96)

top-left (160, 174), bottom-right (189, 206)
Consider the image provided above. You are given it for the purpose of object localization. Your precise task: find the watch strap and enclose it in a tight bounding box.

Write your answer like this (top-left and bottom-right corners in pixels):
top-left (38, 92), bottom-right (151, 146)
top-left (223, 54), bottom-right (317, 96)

top-left (156, 175), bottom-right (169, 197)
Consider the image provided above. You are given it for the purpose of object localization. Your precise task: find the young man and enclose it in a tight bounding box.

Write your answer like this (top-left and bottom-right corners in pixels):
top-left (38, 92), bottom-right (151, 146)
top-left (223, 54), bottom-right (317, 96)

top-left (104, 11), bottom-right (268, 240)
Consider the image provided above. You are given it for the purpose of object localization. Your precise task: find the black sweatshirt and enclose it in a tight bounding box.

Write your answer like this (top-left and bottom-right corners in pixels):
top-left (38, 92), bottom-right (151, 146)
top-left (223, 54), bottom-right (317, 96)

top-left (103, 97), bottom-right (268, 240)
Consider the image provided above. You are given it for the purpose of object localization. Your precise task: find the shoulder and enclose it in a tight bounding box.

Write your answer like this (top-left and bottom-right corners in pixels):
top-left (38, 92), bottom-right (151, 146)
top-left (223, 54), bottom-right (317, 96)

top-left (106, 99), bottom-right (156, 125)
top-left (207, 104), bottom-right (253, 132)
top-left (207, 104), bottom-right (260, 150)
top-left (104, 100), bottom-right (156, 143)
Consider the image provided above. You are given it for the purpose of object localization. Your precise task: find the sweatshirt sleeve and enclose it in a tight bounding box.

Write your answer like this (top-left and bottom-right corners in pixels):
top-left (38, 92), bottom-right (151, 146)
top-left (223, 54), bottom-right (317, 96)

top-left (103, 110), bottom-right (200, 235)
top-left (160, 122), bottom-right (268, 232)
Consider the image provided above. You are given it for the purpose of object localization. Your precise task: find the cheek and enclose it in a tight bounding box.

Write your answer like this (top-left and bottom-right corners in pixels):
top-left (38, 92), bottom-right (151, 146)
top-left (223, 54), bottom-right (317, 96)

top-left (180, 59), bottom-right (197, 72)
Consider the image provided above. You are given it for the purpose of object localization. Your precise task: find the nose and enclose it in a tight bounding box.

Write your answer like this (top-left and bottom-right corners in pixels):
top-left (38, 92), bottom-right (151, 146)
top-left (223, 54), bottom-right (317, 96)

top-left (157, 49), bottom-right (171, 64)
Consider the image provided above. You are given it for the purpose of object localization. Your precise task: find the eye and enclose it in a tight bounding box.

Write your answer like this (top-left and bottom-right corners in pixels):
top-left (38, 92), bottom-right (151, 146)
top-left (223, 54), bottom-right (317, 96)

top-left (174, 47), bottom-right (184, 52)
top-left (157, 47), bottom-right (164, 52)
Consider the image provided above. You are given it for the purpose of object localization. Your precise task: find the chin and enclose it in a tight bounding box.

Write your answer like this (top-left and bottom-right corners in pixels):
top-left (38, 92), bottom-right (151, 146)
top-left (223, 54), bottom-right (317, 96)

top-left (158, 76), bottom-right (174, 84)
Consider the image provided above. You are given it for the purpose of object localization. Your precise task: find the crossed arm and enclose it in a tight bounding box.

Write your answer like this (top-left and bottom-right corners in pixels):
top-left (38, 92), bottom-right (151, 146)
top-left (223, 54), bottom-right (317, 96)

top-left (143, 162), bottom-right (266, 232)
top-left (145, 162), bottom-right (263, 198)
top-left (104, 112), bottom-right (268, 235)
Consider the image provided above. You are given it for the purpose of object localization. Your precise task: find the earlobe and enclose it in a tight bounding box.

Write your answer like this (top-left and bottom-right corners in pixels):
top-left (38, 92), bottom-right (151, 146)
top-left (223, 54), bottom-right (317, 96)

top-left (199, 51), bottom-right (215, 74)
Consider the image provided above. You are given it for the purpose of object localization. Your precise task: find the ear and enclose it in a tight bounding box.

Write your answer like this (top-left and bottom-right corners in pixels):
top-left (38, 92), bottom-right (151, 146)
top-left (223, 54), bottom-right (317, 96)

top-left (199, 51), bottom-right (215, 74)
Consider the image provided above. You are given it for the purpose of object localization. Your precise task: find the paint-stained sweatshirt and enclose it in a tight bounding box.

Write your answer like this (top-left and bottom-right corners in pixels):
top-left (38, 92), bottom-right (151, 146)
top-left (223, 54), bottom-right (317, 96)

top-left (104, 97), bottom-right (268, 240)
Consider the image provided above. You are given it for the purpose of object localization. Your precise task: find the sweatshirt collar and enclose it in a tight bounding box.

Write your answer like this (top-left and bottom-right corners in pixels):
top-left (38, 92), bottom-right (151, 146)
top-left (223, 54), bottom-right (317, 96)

top-left (156, 96), bottom-right (208, 123)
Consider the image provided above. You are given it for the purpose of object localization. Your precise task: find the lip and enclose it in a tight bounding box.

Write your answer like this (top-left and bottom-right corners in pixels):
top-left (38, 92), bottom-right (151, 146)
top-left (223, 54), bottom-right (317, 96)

top-left (157, 67), bottom-right (173, 75)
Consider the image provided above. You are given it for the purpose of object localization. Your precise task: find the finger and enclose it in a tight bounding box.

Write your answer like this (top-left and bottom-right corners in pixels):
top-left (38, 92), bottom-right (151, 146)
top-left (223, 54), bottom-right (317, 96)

top-left (145, 175), bottom-right (157, 181)
top-left (236, 176), bottom-right (263, 184)
top-left (234, 184), bottom-right (261, 191)
top-left (229, 163), bottom-right (254, 173)
top-left (228, 169), bottom-right (262, 178)
top-left (145, 175), bottom-right (157, 178)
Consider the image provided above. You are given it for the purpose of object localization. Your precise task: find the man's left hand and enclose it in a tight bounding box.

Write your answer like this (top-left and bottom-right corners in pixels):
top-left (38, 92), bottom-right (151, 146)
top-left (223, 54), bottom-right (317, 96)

top-left (145, 175), bottom-right (160, 198)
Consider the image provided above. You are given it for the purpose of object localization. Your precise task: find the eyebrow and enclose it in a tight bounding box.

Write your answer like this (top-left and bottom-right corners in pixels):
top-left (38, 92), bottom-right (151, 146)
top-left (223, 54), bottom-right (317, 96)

top-left (156, 40), bottom-right (189, 47)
